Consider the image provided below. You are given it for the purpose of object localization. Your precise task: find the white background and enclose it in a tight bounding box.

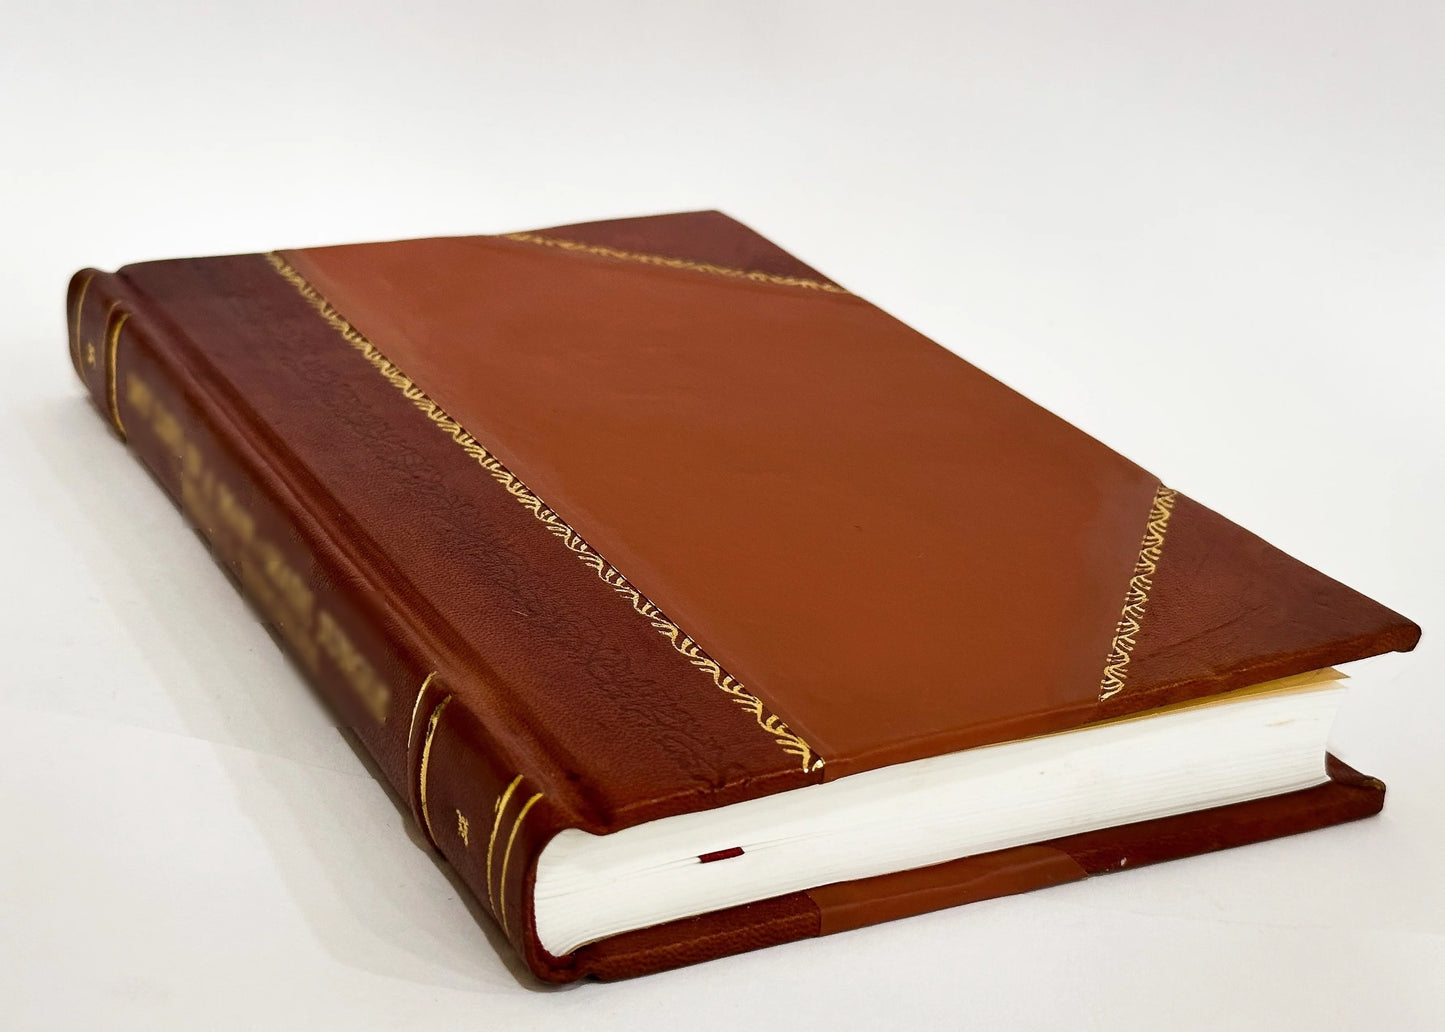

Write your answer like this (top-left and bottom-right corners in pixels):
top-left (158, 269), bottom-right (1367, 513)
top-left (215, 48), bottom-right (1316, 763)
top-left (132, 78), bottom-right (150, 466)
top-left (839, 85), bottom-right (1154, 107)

top-left (3, 2), bottom-right (1442, 1028)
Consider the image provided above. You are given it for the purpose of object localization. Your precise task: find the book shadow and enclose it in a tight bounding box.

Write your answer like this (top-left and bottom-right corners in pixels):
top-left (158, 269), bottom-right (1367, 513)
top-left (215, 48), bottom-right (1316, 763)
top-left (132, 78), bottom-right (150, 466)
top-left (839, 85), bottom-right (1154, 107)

top-left (24, 392), bottom-right (577, 994)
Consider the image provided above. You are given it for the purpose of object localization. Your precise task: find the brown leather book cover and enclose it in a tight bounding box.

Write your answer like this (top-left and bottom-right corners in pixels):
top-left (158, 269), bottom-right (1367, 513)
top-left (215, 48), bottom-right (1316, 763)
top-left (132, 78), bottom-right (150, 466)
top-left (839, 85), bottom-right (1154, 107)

top-left (66, 210), bottom-right (1420, 981)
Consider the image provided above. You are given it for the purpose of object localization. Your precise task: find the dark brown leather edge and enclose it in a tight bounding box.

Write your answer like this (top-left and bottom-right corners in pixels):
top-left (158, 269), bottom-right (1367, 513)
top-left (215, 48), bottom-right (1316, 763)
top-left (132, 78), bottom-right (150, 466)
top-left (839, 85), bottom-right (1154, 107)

top-left (1110, 493), bottom-right (1421, 718)
top-left (809, 844), bottom-right (1087, 935)
top-left (557, 893), bottom-right (823, 983)
top-left (1047, 753), bottom-right (1384, 874)
top-left (68, 267), bottom-right (435, 800)
top-left (541, 754), bottom-right (1382, 981)
top-left (525, 210), bottom-right (840, 286)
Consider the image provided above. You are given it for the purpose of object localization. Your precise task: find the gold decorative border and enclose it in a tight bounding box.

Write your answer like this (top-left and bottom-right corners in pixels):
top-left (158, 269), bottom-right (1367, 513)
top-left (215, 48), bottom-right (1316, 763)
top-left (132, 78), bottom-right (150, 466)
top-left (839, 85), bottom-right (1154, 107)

top-left (1097, 485), bottom-right (1178, 701)
top-left (266, 253), bottom-right (820, 773)
top-left (502, 231), bottom-right (850, 294)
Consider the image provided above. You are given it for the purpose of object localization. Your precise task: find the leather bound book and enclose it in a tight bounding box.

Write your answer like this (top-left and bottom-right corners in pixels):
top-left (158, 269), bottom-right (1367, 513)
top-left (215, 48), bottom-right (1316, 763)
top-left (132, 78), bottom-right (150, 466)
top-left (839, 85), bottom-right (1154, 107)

top-left (66, 211), bottom-right (1420, 981)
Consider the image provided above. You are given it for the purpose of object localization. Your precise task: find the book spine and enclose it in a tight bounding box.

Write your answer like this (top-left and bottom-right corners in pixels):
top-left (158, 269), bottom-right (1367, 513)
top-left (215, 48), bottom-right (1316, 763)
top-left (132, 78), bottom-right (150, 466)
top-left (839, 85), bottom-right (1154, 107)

top-left (65, 268), bottom-right (537, 927)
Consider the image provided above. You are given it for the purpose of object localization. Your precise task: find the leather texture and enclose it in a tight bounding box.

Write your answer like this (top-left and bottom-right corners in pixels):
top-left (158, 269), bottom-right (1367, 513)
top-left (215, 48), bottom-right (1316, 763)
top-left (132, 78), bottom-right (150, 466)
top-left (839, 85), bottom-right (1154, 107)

top-left (564, 754), bottom-right (1384, 981)
top-left (534, 210), bottom-right (839, 286)
top-left (67, 210), bottom-right (1417, 982)
top-left (807, 845), bottom-right (1089, 936)
top-left (282, 233), bottom-right (1162, 778)
top-left (1106, 494), bottom-right (1422, 716)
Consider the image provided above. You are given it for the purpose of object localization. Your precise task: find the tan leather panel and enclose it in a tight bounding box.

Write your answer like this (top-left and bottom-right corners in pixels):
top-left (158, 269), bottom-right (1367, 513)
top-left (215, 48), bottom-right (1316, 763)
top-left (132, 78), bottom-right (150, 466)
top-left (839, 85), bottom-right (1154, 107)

top-left (284, 235), bottom-right (1162, 777)
top-left (117, 253), bottom-right (814, 829)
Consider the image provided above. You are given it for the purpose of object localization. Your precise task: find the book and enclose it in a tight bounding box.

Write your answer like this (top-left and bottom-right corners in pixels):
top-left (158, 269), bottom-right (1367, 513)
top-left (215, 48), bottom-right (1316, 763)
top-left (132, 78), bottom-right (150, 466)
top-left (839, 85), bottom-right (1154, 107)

top-left (66, 210), bottom-right (1420, 981)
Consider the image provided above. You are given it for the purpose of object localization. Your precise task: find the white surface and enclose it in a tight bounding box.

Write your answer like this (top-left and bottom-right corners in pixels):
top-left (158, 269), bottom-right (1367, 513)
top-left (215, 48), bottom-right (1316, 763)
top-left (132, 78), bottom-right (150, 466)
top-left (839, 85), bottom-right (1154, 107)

top-left (538, 680), bottom-right (1343, 954)
top-left (2, 2), bottom-right (1441, 1028)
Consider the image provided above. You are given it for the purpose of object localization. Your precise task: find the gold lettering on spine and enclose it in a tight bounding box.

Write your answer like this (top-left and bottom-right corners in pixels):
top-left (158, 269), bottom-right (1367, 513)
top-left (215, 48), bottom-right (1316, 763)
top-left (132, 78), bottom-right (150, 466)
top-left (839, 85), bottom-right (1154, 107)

top-left (214, 481), bottom-right (256, 545)
top-left (125, 369), bottom-right (396, 722)
top-left (315, 612), bottom-right (389, 724)
top-left (456, 811), bottom-right (470, 847)
top-left (498, 792), bottom-right (543, 937)
top-left (125, 375), bottom-right (154, 418)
